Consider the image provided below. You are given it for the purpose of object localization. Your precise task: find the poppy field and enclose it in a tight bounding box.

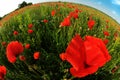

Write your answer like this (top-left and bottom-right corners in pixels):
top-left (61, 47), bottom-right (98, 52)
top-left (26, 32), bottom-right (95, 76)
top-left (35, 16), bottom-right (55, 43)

top-left (0, 2), bottom-right (120, 80)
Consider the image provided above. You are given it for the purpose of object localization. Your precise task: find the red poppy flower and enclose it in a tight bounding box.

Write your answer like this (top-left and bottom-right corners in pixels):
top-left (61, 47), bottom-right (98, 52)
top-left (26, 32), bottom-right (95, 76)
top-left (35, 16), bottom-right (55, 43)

top-left (68, 12), bottom-right (74, 18)
top-left (51, 10), bottom-right (56, 16)
top-left (28, 29), bottom-right (33, 34)
top-left (59, 53), bottom-right (66, 61)
top-left (43, 19), bottom-right (48, 23)
top-left (84, 36), bottom-right (111, 65)
top-left (33, 52), bottom-right (40, 60)
top-left (75, 9), bottom-right (79, 13)
top-left (79, 10), bottom-right (82, 13)
top-left (68, 11), bottom-right (78, 19)
top-left (103, 31), bottom-right (110, 36)
top-left (60, 17), bottom-right (71, 27)
top-left (73, 12), bottom-right (78, 19)
top-left (6, 54), bottom-right (16, 63)
top-left (103, 39), bottom-right (109, 45)
top-left (60, 34), bottom-right (111, 78)
top-left (106, 20), bottom-right (109, 23)
top-left (114, 32), bottom-right (118, 38)
top-left (0, 65), bottom-right (7, 80)
top-left (1, 42), bottom-right (6, 46)
top-left (106, 25), bottom-right (109, 29)
top-left (28, 23), bottom-right (33, 28)
top-left (73, 9), bottom-right (79, 19)
top-left (25, 44), bottom-right (30, 49)
top-left (87, 19), bottom-right (95, 30)
top-left (13, 31), bottom-right (18, 35)
top-left (19, 55), bottom-right (26, 61)
top-left (6, 41), bottom-right (24, 63)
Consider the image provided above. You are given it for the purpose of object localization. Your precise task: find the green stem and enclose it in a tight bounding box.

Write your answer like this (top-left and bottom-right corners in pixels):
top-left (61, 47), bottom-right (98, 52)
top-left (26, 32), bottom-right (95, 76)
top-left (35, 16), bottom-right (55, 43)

top-left (69, 76), bottom-right (75, 80)
top-left (23, 61), bottom-right (40, 76)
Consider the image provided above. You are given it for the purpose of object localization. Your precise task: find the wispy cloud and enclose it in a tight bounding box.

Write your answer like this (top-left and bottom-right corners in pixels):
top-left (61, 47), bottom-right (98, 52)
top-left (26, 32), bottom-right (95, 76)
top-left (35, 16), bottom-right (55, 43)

top-left (112, 0), bottom-right (120, 5)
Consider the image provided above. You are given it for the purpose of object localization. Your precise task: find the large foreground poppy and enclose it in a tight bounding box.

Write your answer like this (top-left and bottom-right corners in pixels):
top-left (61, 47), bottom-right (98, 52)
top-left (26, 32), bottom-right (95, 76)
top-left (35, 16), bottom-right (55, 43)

top-left (60, 34), bottom-right (111, 78)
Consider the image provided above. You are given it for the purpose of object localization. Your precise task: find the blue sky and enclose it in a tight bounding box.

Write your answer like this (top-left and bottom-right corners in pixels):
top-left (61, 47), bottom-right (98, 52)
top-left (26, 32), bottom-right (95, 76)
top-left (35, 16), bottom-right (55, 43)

top-left (0, 0), bottom-right (120, 23)
top-left (74, 0), bottom-right (120, 24)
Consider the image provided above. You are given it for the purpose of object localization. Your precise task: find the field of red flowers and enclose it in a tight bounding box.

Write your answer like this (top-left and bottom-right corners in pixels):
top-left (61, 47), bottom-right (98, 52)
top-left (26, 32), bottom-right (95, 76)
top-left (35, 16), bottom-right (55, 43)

top-left (0, 2), bottom-right (120, 80)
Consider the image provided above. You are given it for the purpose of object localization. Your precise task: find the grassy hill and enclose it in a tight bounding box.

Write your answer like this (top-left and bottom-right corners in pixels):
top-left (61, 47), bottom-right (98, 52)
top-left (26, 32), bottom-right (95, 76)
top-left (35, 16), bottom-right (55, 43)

top-left (0, 2), bottom-right (120, 28)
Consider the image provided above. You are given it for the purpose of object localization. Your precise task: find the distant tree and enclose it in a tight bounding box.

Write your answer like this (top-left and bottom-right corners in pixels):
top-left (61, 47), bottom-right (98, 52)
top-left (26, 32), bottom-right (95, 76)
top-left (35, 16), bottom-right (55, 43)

top-left (27, 2), bottom-right (33, 6)
top-left (18, 1), bottom-right (33, 9)
top-left (0, 17), bottom-right (2, 20)
top-left (18, 1), bottom-right (28, 9)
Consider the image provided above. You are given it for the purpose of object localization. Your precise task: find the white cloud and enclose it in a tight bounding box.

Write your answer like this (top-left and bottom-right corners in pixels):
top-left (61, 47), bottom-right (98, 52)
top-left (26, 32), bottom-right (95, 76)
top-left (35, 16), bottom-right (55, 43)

top-left (112, 0), bottom-right (120, 5)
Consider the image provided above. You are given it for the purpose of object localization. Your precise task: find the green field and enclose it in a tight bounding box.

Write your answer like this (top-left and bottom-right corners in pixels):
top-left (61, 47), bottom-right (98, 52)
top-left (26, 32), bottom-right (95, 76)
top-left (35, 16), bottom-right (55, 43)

top-left (0, 2), bottom-right (120, 80)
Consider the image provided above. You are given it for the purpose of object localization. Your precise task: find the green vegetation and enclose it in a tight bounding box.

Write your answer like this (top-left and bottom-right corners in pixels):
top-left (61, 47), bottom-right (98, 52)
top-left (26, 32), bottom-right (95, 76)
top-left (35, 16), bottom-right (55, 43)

top-left (0, 2), bottom-right (120, 80)
top-left (18, 1), bottom-right (33, 9)
top-left (0, 17), bottom-right (2, 20)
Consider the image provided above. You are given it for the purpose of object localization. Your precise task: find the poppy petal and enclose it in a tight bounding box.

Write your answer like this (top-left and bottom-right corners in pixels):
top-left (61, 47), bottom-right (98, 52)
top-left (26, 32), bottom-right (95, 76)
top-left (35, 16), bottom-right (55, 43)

top-left (84, 36), bottom-right (111, 67)
top-left (70, 65), bottom-right (98, 78)
top-left (65, 34), bottom-right (85, 71)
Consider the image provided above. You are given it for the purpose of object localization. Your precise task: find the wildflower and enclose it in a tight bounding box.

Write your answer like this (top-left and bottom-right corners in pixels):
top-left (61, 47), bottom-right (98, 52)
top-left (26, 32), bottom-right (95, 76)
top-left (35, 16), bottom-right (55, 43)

top-left (69, 11), bottom-right (78, 19)
top-left (72, 9), bottom-right (79, 19)
top-left (33, 52), bottom-right (40, 60)
top-left (87, 19), bottom-right (95, 30)
top-left (43, 19), bottom-right (48, 23)
top-left (106, 25), bottom-right (109, 29)
top-left (106, 20), bottom-right (109, 23)
top-left (59, 53), bottom-right (66, 61)
top-left (51, 10), bottom-right (56, 16)
top-left (79, 10), bottom-right (82, 13)
top-left (68, 12), bottom-right (74, 18)
top-left (60, 34), bottom-right (111, 78)
top-left (103, 31), bottom-right (110, 36)
top-left (114, 32), bottom-right (118, 38)
top-left (28, 23), bottom-right (33, 28)
top-left (60, 17), bottom-right (71, 27)
top-left (28, 29), bottom-right (33, 34)
top-left (6, 41), bottom-right (24, 63)
top-left (13, 31), bottom-right (18, 35)
top-left (19, 55), bottom-right (26, 61)
top-left (75, 9), bottom-right (79, 13)
top-left (1, 42), bottom-right (6, 46)
top-left (0, 65), bottom-right (7, 80)
top-left (73, 12), bottom-right (78, 19)
top-left (25, 44), bottom-right (30, 49)
top-left (103, 39), bottom-right (109, 45)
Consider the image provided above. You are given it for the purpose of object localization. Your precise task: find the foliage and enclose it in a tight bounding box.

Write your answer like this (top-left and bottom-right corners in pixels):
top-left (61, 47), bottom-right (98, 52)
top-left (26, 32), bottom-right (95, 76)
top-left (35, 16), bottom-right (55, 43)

top-left (18, 1), bottom-right (33, 9)
top-left (0, 17), bottom-right (2, 20)
top-left (0, 2), bottom-right (120, 80)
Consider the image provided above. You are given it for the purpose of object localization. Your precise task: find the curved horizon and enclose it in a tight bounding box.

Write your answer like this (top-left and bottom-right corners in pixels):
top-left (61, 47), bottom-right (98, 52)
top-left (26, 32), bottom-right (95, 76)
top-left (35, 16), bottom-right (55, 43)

top-left (0, 0), bottom-right (120, 24)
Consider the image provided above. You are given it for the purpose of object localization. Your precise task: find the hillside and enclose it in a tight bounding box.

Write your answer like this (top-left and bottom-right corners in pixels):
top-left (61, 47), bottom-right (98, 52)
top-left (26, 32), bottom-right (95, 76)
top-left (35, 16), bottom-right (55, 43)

top-left (0, 2), bottom-right (120, 28)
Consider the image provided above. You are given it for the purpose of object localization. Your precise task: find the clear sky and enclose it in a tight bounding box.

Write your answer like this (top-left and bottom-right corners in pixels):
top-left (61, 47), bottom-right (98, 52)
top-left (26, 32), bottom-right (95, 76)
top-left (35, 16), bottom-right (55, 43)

top-left (0, 0), bottom-right (120, 23)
